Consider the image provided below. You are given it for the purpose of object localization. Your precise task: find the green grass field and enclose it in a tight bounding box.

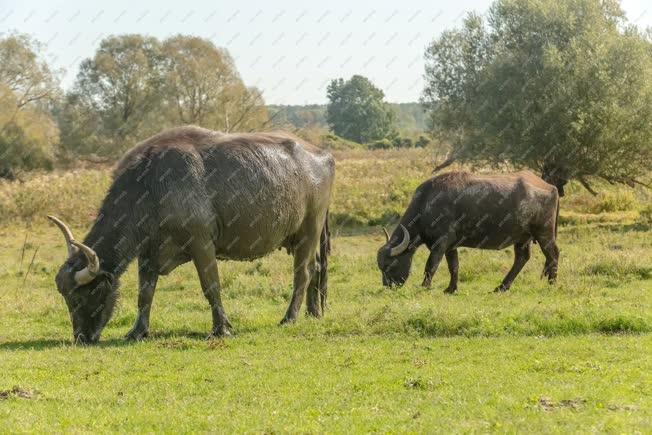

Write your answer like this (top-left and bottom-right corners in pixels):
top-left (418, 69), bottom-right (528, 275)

top-left (1, 149), bottom-right (651, 432)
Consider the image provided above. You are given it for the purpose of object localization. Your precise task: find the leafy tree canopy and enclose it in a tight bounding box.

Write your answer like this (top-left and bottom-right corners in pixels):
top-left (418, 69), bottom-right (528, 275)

top-left (59, 34), bottom-right (268, 158)
top-left (422, 0), bottom-right (652, 192)
top-left (326, 75), bottom-right (396, 143)
top-left (0, 33), bottom-right (60, 177)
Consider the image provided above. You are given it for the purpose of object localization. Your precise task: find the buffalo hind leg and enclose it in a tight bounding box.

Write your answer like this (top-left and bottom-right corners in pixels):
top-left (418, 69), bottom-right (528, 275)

top-left (306, 216), bottom-right (329, 317)
top-left (281, 222), bottom-right (320, 324)
top-left (494, 241), bottom-right (531, 292)
top-left (191, 239), bottom-right (232, 337)
top-left (125, 255), bottom-right (159, 340)
top-left (305, 252), bottom-right (322, 318)
top-left (537, 236), bottom-right (559, 284)
top-left (318, 220), bottom-right (330, 313)
top-left (444, 249), bottom-right (459, 294)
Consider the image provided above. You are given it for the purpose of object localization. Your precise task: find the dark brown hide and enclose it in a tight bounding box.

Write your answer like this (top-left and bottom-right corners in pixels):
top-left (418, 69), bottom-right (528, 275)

top-left (50, 126), bottom-right (334, 343)
top-left (378, 171), bottom-right (559, 292)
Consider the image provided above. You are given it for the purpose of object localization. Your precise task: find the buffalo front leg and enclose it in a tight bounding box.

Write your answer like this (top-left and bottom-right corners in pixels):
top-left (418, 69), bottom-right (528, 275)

top-left (281, 227), bottom-right (320, 324)
top-left (443, 249), bottom-right (459, 294)
top-left (494, 241), bottom-right (531, 292)
top-left (125, 256), bottom-right (159, 340)
top-left (422, 246), bottom-right (446, 288)
top-left (191, 241), bottom-right (232, 337)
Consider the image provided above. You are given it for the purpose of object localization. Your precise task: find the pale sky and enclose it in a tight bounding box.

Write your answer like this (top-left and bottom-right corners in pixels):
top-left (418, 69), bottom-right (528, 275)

top-left (1, 0), bottom-right (650, 105)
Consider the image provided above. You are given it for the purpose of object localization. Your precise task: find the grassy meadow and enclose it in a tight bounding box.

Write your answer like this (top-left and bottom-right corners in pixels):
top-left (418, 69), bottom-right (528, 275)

top-left (0, 149), bottom-right (651, 432)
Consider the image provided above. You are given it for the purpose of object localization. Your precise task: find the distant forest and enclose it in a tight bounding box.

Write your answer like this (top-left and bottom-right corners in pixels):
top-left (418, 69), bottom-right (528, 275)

top-left (267, 102), bottom-right (428, 133)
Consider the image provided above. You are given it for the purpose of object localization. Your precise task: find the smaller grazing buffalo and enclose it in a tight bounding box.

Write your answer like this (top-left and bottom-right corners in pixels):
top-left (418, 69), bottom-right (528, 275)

top-left (377, 171), bottom-right (559, 292)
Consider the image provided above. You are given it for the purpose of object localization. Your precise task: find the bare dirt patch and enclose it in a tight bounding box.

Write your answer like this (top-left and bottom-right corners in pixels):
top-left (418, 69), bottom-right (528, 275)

top-left (607, 404), bottom-right (638, 412)
top-left (538, 396), bottom-right (586, 411)
top-left (0, 386), bottom-right (36, 400)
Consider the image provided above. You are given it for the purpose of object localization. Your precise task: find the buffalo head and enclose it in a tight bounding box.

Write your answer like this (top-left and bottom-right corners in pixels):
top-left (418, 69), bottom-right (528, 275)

top-left (377, 224), bottom-right (414, 287)
top-left (541, 163), bottom-right (569, 197)
top-left (48, 215), bottom-right (118, 344)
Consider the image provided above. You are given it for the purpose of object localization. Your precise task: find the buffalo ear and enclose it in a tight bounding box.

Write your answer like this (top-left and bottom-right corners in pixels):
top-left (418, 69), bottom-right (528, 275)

top-left (84, 271), bottom-right (117, 299)
top-left (100, 271), bottom-right (116, 287)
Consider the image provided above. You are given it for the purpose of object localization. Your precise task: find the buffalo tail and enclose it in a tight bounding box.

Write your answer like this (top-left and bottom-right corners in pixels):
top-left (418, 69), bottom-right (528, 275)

top-left (318, 210), bottom-right (330, 313)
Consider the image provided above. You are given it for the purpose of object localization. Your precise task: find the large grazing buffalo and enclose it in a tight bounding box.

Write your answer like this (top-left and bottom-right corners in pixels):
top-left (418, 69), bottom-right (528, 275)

top-left (377, 171), bottom-right (559, 292)
top-left (48, 126), bottom-right (334, 343)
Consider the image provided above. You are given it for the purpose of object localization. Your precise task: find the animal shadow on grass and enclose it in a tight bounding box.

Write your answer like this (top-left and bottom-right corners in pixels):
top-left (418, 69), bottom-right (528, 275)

top-left (0, 338), bottom-right (132, 350)
top-left (0, 329), bottom-right (209, 350)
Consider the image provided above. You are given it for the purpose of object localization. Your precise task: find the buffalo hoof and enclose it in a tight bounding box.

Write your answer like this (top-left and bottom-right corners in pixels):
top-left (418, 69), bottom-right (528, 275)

top-left (493, 284), bottom-right (509, 293)
top-left (279, 316), bottom-right (296, 326)
top-left (125, 327), bottom-right (149, 341)
top-left (207, 325), bottom-right (232, 339)
top-left (306, 302), bottom-right (323, 318)
top-left (541, 266), bottom-right (557, 284)
top-left (443, 286), bottom-right (457, 294)
top-left (74, 334), bottom-right (98, 345)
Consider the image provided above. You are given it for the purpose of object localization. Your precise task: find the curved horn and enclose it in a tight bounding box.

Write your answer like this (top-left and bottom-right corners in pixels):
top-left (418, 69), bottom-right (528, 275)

top-left (70, 240), bottom-right (100, 285)
top-left (389, 225), bottom-right (410, 257)
top-left (47, 215), bottom-right (78, 257)
top-left (382, 227), bottom-right (390, 242)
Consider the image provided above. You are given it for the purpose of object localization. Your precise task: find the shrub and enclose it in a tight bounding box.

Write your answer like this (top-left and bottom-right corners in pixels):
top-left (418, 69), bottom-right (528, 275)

top-left (591, 191), bottom-right (637, 213)
top-left (0, 120), bottom-right (56, 178)
top-left (415, 135), bottom-right (430, 148)
top-left (0, 169), bottom-right (110, 225)
top-left (391, 136), bottom-right (414, 148)
top-left (319, 133), bottom-right (361, 150)
top-left (562, 181), bottom-right (641, 215)
top-left (639, 204), bottom-right (652, 225)
top-left (367, 138), bottom-right (393, 150)
top-left (368, 135), bottom-right (419, 150)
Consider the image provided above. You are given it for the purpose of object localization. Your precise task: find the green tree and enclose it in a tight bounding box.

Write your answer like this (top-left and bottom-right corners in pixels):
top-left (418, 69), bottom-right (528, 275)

top-left (60, 34), bottom-right (269, 158)
top-left (326, 75), bottom-right (395, 143)
top-left (422, 0), bottom-right (652, 192)
top-left (160, 35), bottom-right (267, 132)
top-left (60, 34), bottom-right (164, 157)
top-left (0, 33), bottom-right (60, 177)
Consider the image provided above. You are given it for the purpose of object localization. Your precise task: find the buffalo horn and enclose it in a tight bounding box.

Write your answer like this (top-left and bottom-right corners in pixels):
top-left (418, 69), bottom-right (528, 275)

top-left (389, 225), bottom-right (410, 257)
top-left (382, 227), bottom-right (390, 242)
top-left (47, 215), bottom-right (78, 257)
top-left (70, 240), bottom-right (100, 285)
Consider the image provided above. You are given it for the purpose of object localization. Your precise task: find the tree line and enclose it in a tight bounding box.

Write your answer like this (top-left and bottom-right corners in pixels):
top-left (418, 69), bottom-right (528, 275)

top-left (0, 31), bottom-right (423, 179)
top-left (1, 0), bottom-right (651, 189)
top-left (268, 102), bottom-right (428, 134)
top-left (1, 33), bottom-right (268, 177)
top-left (320, 0), bottom-right (652, 190)
top-left (421, 0), bottom-right (652, 191)
top-left (269, 97), bottom-right (431, 150)
top-left (273, 0), bottom-right (652, 189)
